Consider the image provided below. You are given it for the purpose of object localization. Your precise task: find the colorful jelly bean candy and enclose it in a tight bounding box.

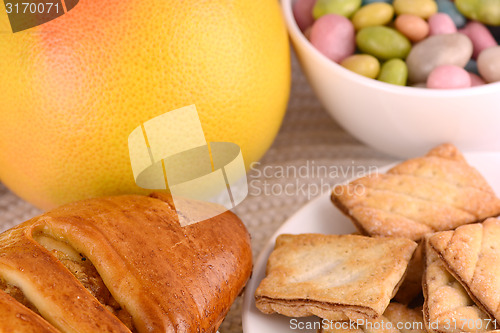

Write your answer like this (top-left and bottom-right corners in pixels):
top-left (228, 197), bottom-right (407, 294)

top-left (378, 58), bottom-right (409, 85)
top-left (477, 45), bottom-right (500, 82)
top-left (393, 0), bottom-right (438, 19)
top-left (356, 26), bottom-right (412, 60)
top-left (436, 0), bottom-right (467, 28)
top-left (455, 0), bottom-right (500, 26)
top-left (427, 65), bottom-right (472, 88)
top-left (310, 14), bottom-right (356, 62)
top-left (362, 0), bottom-right (392, 5)
top-left (395, 14), bottom-right (430, 42)
top-left (460, 21), bottom-right (497, 58)
top-left (293, 0), bottom-right (318, 31)
top-left (351, 3), bottom-right (394, 30)
top-left (313, 0), bottom-right (362, 19)
top-left (428, 13), bottom-right (457, 35)
top-left (340, 54), bottom-right (381, 78)
top-left (465, 59), bottom-right (480, 74)
top-left (295, 0), bottom-right (500, 87)
top-left (469, 72), bottom-right (487, 85)
top-left (406, 33), bottom-right (472, 82)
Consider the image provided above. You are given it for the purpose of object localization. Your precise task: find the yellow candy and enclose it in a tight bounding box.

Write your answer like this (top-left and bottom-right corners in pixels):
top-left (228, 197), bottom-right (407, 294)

top-left (352, 3), bottom-right (395, 30)
top-left (341, 54), bottom-right (381, 78)
top-left (393, 0), bottom-right (438, 19)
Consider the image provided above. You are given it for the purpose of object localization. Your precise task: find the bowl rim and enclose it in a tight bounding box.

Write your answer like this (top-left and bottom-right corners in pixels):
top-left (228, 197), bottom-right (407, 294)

top-left (281, 0), bottom-right (500, 97)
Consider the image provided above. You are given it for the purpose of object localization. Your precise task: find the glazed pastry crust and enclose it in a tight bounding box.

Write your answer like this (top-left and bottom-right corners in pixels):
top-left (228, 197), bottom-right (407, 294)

top-left (0, 289), bottom-right (60, 333)
top-left (331, 144), bottom-right (500, 241)
top-left (255, 234), bottom-right (417, 321)
top-left (0, 193), bottom-right (252, 333)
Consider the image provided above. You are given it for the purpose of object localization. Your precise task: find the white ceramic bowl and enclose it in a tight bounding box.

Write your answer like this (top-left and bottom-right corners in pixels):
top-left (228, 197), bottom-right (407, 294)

top-left (282, 0), bottom-right (500, 158)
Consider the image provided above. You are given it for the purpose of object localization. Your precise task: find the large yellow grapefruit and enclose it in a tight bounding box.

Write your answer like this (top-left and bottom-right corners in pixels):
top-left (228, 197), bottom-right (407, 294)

top-left (0, 0), bottom-right (290, 209)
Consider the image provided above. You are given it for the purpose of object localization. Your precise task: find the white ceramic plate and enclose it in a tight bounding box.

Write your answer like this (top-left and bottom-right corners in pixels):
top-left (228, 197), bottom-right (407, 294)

top-left (242, 152), bottom-right (500, 333)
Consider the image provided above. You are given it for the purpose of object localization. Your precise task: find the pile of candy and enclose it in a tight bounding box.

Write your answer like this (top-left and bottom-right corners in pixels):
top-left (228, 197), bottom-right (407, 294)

top-left (293, 0), bottom-right (500, 88)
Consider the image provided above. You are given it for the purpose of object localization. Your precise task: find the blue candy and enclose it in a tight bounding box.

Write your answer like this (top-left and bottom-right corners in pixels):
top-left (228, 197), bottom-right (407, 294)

top-left (489, 25), bottom-right (500, 43)
top-left (465, 59), bottom-right (479, 75)
top-left (362, 0), bottom-right (392, 5)
top-left (436, 0), bottom-right (467, 28)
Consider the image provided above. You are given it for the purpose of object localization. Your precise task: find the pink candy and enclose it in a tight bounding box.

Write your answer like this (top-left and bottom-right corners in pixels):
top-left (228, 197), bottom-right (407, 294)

top-left (469, 72), bottom-right (486, 86)
top-left (428, 13), bottom-right (457, 35)
top-left (293, 0), bottom-right (317, 31)
top-left (460, 21), bottom-right (497, 59)
top-left (310, 14), bottom-right (355, 63)
top-left (427, 65), bottom-right (471, 89)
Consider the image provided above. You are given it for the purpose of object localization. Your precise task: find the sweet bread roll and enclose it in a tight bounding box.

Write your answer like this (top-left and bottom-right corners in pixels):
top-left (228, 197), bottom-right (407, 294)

top-left (0, 193), bottom-right (252, 333)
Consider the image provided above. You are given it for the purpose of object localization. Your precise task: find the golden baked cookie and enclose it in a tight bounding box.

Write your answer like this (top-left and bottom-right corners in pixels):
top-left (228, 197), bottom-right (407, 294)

top-left (428, 218), bottom-right (500, 324)
top-left (394, 242), bottom-right (425, 305)
top-left (255, 234), bottom-right (417, 321)
top-left (332, 144), bottom-right (500, 241)
top-left (423, 237), bottom-right (493, 333)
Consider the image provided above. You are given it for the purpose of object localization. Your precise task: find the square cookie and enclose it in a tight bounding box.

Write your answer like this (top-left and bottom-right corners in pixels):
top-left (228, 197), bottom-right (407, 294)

top-left (255, 234), bottom-right (417, 321)
top-left (428, 218), bottom-right (500, 324)
top-left (331, 144), bottom-right (500, 241)
top-left (423, 237), bottom-right (494, 333)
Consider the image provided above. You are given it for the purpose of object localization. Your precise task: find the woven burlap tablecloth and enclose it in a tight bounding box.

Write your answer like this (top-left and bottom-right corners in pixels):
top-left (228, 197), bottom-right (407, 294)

top-left (0, 53), bottom-right (397, 332)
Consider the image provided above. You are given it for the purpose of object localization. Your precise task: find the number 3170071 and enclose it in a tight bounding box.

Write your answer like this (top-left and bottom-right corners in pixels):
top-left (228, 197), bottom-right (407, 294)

top-left (5, 2), bottom-right (60, 14)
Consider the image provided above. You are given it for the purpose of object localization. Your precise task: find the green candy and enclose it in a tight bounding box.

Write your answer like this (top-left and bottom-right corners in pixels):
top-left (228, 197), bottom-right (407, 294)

top-left (456, 0), bottom-right (500, 26)
top-left (456, 0), bottom-right (478, 19)
top-left (356, 26), bottom-right (412, 60)
top-left (377, 59), bottom-right (408, 85)
top-left (313, 0), bottom-right (362, 19)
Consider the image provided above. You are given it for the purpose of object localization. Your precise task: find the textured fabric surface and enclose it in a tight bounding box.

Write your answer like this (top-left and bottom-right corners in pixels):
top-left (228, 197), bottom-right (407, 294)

top-left (0, 53), bottom-right (396, 332)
